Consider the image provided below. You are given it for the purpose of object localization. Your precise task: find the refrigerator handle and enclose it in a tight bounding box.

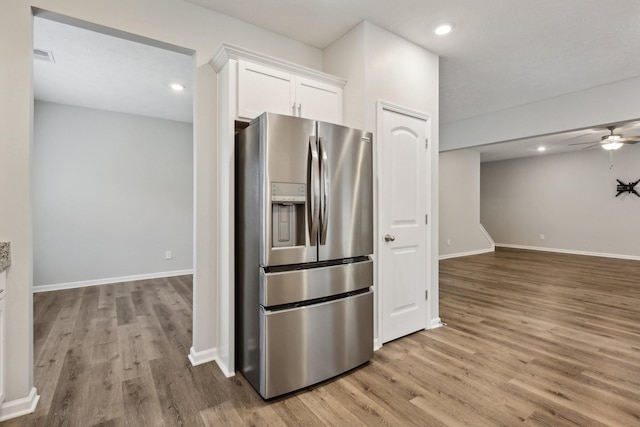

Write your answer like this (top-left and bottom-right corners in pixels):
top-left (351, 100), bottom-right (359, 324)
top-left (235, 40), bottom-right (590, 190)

top-left (319, 137), bottom-right (329, 245)
top-left (308, 136), bottom-right (320, 246)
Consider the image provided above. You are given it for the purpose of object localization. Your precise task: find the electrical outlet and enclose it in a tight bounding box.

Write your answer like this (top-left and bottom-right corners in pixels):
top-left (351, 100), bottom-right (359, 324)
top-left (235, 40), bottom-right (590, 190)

top-left (447, 239), bottom-right (451, 246)
top-left (540, 234), bottom-right (545, 240)
top-left (165, 250), bottom-right (172, 260)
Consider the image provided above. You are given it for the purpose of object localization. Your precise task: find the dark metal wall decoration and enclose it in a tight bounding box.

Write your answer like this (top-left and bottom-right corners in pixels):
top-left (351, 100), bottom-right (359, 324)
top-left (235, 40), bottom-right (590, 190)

top-left (616, 179), bottom-right (640, 197)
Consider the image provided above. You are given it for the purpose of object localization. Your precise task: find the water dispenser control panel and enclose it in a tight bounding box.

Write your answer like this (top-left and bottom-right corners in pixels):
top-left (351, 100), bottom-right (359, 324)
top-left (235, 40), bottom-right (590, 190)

top-left (271, 182), bottom-right (306, 203)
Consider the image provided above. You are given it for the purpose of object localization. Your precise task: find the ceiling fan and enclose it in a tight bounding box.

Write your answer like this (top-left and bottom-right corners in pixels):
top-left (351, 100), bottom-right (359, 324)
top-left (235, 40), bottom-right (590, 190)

top-left (569, 125), bottom-right (640, 150)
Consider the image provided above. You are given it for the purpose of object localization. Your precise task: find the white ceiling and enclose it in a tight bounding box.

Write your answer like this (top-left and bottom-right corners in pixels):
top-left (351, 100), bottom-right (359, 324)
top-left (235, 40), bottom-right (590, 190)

top-left (187, 0), bottom-right (640, 125)
top-left (475, 120), bottom-right (640, 162)
top-left (33, 17), bottom-right (193, 123)
top-left (33, 2), bottom-right (640, 159)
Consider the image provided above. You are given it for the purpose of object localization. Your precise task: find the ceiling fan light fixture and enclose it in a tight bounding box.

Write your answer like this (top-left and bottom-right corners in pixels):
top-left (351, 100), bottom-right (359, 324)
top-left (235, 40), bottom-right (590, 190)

top-left (603, 134), bottom-right (621, 142)
top-left (602, 141), bottom-right (623, 150)
top-left (601, 126), bottom-right (624, 150)
top-left (566, 124), bottom-right (639, 151)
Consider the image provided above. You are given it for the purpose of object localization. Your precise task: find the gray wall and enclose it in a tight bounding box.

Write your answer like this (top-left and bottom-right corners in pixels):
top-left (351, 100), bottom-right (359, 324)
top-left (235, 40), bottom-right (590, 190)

top-left (33, 101), bottom-right (193, 287)
top-left (439, 150), bottom-right (493, 258)
top-left (481, 145), bottom-right (640, 258)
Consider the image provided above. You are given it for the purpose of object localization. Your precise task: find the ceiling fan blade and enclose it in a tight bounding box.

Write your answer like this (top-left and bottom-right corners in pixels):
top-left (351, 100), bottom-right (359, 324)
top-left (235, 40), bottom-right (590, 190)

top-left (620, 135), bottom-right (640, 142)
top-left (581, 144), bottom-right (600, 150)
top-left (568, 141), bottom-right (598, 146)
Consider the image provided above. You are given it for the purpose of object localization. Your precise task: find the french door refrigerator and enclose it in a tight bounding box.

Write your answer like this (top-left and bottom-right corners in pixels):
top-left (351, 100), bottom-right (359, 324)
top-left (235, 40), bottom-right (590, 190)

top-left (236, 112), bottom-right (374, 399)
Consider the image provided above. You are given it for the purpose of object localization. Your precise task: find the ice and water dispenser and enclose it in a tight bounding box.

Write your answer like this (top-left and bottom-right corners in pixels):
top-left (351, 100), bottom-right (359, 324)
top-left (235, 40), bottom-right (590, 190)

top-left (271, 182), bottom-right (306, 248)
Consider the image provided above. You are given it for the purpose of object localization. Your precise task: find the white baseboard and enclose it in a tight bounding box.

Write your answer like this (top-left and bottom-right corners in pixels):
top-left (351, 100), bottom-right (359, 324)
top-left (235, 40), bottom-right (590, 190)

top-left (215, 356), bottom-right (236, 378)
top-left (33, 269), bottom-right (194, 293)
top-left (188, 346), bottom-right (235, 378)
top-left (479, 224), bottom-right (495, 248)
top-left (438, 224), bottom-right (495, 260)
top-left (495, 244), bottom-right (640, 261)
top-left (188, 346), bottom-right (218, 366)
top-left (439, 247), bottom-right (494, 260)
top-left (0, 387), bottom-right (40, 422)
top-left (188, 347), bottom-right (236, 378)
top-left (428, 317), bottom-right (444, 330)
top-left (374, 319), bottom-right (443, 350)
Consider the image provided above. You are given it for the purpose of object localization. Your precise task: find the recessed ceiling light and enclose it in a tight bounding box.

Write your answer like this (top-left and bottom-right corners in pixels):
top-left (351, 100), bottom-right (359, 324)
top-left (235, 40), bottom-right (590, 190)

top-left (537, 146), bottom-right (546, 152)
top-left (434, 24), bottom-right (452, 35)
top-left (171, 83), bottom-right (185, 91)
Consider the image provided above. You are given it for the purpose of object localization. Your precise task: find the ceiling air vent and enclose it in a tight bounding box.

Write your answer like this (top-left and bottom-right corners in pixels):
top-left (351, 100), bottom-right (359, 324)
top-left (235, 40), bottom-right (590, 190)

top-left (33, 48), bottom-right (55, 63)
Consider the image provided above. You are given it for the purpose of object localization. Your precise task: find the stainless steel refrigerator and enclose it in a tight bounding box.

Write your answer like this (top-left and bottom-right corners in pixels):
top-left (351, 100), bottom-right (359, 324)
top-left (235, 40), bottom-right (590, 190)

top-left (236, 112), bottom-right (374, 399)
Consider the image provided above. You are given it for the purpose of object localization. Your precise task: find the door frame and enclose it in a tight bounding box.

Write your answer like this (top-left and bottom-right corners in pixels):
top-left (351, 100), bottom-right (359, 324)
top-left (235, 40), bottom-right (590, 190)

top-left (374, 100), bottom-right (434, 349)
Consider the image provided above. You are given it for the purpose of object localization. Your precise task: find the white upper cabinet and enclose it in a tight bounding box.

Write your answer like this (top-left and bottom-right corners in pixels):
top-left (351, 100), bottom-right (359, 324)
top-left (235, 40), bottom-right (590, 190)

top-left (295, 77), bottom-right (342, 124)
top-left (213, 44), bottom-right (345, 125)
top-left (237, 61), bottom-right (296, 119)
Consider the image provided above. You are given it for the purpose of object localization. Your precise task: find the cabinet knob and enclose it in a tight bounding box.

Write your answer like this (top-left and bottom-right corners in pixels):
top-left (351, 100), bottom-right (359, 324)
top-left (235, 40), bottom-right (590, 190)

top-left (384, 234), bottom-right (395, 242)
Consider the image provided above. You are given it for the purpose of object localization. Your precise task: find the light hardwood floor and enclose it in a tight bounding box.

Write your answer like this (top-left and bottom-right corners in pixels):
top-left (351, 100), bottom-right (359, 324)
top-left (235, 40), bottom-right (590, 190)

top-left (5, 248), bottom-right (640, 426)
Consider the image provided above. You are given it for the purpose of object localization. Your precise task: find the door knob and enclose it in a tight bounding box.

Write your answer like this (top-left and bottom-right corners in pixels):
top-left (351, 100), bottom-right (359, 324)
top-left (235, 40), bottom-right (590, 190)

top-left (384, 234), bottom-right (395, 242)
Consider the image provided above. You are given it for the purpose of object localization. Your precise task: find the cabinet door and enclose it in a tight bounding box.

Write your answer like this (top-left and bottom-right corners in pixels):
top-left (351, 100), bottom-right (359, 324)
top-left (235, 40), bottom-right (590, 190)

top-left (237, 61), bottom-right (295, 120)
top-left (295, 77), bottom-right (343, 124)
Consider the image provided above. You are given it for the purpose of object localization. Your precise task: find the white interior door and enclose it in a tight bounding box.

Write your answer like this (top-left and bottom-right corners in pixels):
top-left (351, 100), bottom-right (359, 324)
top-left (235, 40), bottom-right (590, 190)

top-left (378, 102), bottom-right (430, 343)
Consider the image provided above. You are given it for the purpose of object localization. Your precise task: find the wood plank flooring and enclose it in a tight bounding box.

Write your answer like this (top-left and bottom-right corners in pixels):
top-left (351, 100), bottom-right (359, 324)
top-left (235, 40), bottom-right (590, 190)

top-left (5, 248), bottom-right (640, 426)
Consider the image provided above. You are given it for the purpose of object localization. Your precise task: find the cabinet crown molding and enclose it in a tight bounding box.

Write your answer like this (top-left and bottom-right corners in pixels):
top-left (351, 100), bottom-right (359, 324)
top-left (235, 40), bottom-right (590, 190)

top-left (211, 43), bottom-right (346, 88)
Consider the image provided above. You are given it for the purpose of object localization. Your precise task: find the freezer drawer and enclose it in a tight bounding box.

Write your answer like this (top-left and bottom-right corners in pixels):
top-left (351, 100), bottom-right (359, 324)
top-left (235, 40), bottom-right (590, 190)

top-left (260, 259), bottom-right (373, 307)
top-left (259, 290), bottom-right (373, 399)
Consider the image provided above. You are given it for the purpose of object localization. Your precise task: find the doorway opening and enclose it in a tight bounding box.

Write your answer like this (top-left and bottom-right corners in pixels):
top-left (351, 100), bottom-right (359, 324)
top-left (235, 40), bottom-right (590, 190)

top-left (31, 10), bottom-right (197, 417)
top-left (32, 12), bottom-right (195, 292)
